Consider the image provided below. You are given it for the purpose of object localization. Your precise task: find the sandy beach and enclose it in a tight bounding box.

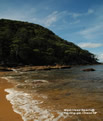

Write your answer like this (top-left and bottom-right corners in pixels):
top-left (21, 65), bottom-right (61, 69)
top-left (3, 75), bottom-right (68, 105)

top-left (0, 72), bottom-right (23, 121)
top-left (0, 66), bottom-right (102, 121)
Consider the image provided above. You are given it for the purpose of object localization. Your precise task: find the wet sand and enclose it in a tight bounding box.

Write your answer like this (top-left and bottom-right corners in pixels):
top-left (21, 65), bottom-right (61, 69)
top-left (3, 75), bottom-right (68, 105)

top-left (0, 72), bottom-right (23, 121)
top-left (0, 69), bottom-right (102, 121)
top-left (39, 88), bottom-right (103, 121)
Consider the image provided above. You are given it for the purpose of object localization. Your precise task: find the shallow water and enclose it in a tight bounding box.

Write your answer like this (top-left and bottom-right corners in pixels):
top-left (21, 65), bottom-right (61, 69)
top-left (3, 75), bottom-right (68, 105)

top-left (3, 65), bottom-right (103, 121)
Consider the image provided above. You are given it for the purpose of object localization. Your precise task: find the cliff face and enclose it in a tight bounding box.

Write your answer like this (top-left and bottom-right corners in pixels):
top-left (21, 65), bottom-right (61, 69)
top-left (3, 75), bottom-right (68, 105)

top-left (0, 19), bottom-right (98, 66)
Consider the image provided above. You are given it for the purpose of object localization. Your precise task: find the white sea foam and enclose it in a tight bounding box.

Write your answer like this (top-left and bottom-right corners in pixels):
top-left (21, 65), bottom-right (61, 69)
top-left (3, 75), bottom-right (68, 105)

top-left (11, 68), bottom-right (18, 73)
top-left (12, 68), bottom-right (25, 74)
top-left (5, 88), bottom-right (68, 121)
top-left (24, 79), bottom-right (48, 83)
top-left (1, 76), bottom-right (14, 82)
top-left (33, 79), bottom-right (48, 83)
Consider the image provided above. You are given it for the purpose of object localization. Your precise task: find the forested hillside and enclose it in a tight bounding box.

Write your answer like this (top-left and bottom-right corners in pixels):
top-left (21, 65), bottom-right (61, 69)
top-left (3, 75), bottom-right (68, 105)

top-left (0, 19), bottom-right (98, 66)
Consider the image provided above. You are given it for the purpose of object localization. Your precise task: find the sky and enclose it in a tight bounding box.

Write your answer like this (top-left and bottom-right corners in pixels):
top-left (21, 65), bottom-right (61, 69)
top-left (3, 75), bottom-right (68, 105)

top-left (0, 0), bottom-right (103, 62)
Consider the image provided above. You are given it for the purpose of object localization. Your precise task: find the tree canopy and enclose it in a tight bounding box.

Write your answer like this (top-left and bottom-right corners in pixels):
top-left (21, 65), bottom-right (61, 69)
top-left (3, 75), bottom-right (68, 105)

top-left (0, 19), bottom-right (98, 66)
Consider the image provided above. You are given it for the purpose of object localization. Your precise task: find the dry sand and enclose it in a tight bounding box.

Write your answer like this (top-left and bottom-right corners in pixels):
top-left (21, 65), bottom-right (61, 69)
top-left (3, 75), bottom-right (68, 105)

top-left (0, 72), bottom-right (23, 121)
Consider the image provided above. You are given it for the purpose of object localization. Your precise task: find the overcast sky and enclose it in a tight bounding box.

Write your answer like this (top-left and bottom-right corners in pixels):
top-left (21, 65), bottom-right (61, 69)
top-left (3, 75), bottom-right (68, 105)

top-left (0, 0), bottom-right (103, 62)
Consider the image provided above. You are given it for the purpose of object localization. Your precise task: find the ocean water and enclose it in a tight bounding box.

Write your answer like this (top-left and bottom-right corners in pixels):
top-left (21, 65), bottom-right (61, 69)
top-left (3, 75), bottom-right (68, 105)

top-left (3, 65), bottom-right (103, 121)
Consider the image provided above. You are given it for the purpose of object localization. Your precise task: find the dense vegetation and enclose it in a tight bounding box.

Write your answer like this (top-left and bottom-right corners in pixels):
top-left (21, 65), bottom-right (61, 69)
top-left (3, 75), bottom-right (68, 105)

top-left (0, 19), bottom-right (98, 66)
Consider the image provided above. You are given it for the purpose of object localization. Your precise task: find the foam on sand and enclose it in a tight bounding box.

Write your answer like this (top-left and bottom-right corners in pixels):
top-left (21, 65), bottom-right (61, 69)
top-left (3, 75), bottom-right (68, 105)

top-left (5, 88), bottom-right (68, 121)
top-left (1, 76), bottom-right (15, 83)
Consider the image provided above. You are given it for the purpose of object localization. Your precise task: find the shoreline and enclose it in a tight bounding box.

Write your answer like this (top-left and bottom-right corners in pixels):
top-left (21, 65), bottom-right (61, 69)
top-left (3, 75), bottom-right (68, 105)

top-left (0, 65), bottom-right (72, 72)
top-left (0, 72), bottom-right (23, 121)
top-left (0, 67), bottom-right (102, 121)
top-left (0, 63), bottom-right (101, 72)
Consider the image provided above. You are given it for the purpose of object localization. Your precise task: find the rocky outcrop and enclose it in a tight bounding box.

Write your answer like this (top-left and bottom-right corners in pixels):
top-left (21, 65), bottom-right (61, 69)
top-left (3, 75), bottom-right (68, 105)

top-left (12, 65), bottom-right (72, 72)
top-left (0, 67), bottom-right (12, 72)
top-left (83, 68), bottom-right (95, 71)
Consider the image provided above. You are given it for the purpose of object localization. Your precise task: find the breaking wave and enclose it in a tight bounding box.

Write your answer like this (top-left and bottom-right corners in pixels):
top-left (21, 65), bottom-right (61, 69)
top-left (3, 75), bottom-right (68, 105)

top-left (5, 88), bottom-right (68, 121)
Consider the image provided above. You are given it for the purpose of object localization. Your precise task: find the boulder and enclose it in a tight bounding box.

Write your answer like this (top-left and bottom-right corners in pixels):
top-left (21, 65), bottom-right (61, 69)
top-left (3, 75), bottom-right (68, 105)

top-left (83, 68), bottom-right (95, 71)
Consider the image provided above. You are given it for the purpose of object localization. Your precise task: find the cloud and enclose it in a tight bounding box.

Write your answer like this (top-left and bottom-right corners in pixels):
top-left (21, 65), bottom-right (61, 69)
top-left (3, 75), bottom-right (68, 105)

top-left (78, 42), bottom-right (103, 48)
top-left (31, 11), bottom-right (68, 27)
top-left (44, 11), bottom-right (59, 27)
top-left (41, 8), bottom-right (94, 27)
top-left (26, 11), bottom-right (59, 27)
top-left (97, 53), bottom-right (103, 62)
top-left (87, 9), bottom-right (94, 14)
top-left (79, 23), bottom-right (103, 39)
top-left (68, 8), bottom-right (94, 19)
top-left (77, 6), bottom-right (103, 40)
top-left (0, 7), bottom-right (37, 21)
top-left (70, 20), bottom-right (80, 25)
top-left (44, 11), bottom-right (69, 27)
top-left (69, 13), bottom-right (82, 18)
top-left (0, 8), bottom-right (68, 28)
